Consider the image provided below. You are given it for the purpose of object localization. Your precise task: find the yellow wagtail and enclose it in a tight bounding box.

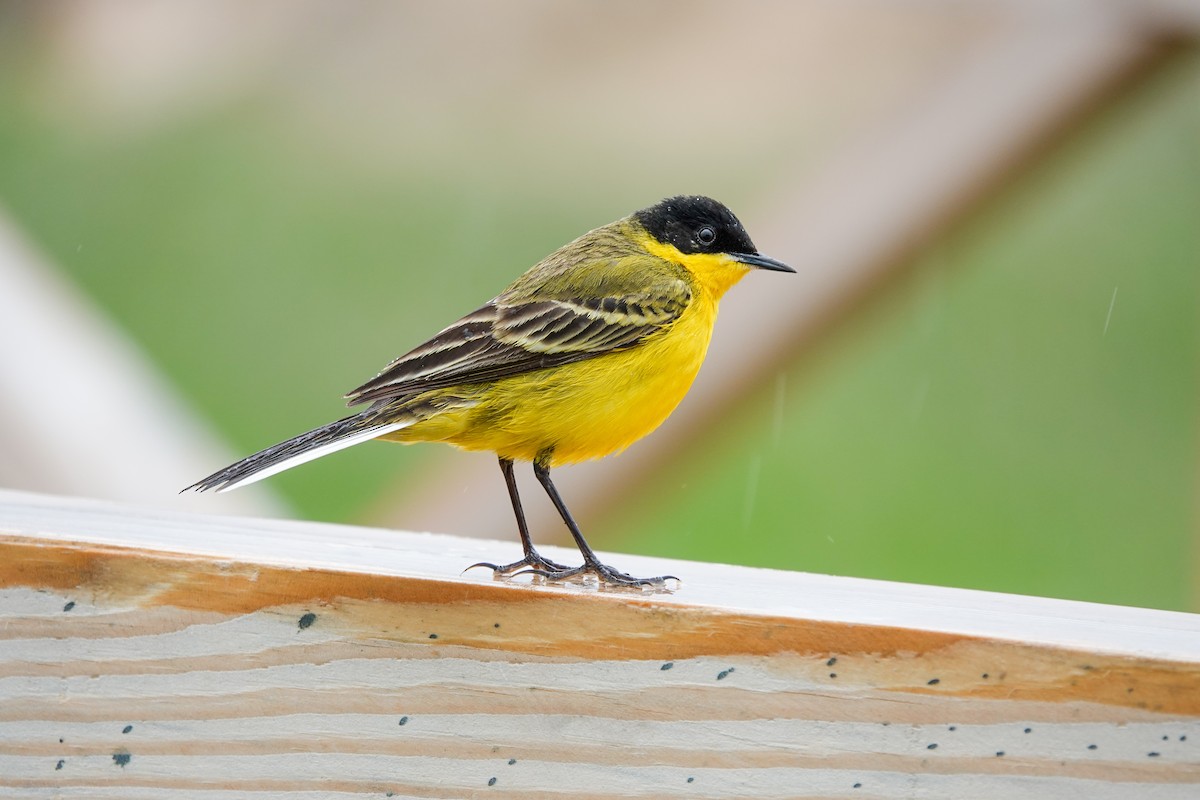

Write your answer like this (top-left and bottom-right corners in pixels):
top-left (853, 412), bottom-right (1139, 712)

top-left (187, 195), bottom-right (793, 587)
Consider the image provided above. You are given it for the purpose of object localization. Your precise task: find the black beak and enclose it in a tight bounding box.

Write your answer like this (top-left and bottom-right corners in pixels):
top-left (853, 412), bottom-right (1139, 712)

top-left (731, 252), bottom-right (795, 273)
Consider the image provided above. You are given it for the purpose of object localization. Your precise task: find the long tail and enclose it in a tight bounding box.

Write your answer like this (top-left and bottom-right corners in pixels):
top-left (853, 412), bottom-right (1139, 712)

top-left (185, 413), bottom-right (408, 493)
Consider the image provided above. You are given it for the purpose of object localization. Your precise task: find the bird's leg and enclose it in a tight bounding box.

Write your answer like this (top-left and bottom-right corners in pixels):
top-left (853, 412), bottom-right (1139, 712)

top-left (523, 458), bottom-right (678, 590)
top-left (466, 457), bottom-right (572, 576)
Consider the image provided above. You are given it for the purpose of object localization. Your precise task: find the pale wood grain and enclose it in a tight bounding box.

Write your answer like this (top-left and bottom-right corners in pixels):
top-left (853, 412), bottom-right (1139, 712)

top-left (1, 488), bottom-right (1198, 798)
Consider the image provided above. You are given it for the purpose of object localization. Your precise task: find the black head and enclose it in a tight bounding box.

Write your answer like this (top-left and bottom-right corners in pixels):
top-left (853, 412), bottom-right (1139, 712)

top-left (634, 195), bottom-right (793, 272)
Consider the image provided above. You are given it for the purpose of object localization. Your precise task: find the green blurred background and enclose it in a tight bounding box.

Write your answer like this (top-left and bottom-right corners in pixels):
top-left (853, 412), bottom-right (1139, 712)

top-left (0, 3), bottom-right (1195, 611)
top-left (617, 58), bottom-right (1200, 610)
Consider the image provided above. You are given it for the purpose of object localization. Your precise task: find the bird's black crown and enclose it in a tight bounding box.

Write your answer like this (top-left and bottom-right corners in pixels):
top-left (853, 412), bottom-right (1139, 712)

top-left (634, 195), bottom-right (759, 257)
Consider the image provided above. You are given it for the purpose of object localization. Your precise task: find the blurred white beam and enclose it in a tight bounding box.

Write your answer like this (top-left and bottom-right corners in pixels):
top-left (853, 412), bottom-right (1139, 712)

top-left (0, 208), bottom-right (283, 516)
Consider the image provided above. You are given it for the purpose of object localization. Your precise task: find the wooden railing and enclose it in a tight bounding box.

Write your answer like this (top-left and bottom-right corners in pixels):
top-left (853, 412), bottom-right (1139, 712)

top-left (1, 488), bottom-right (1197, 798)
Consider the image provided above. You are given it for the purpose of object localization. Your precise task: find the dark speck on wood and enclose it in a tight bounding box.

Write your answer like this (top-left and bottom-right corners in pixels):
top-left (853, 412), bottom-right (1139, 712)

top-left (122, 725), bottom-right (132, 734)
top-left (112, 752), bottom-right (131, 768)
top-left (298, 612), bottom-right (316, 630)
top-left (488, 777), bottom-right (497, 786)
top-left (716, 667), bottom-right (734, 680)
top-left (660, 662), bottom-right (674, 671)
top-left (398, 716), bottom-right (409, 726)
top-left (62, 601), bottom-right (75, 612)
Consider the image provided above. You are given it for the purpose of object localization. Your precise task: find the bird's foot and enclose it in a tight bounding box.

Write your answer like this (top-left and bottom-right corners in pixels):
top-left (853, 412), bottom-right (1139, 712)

top-left (465, 551), bottom-right (573, 578)
top-left (518, 560), bottom-right (680, 593)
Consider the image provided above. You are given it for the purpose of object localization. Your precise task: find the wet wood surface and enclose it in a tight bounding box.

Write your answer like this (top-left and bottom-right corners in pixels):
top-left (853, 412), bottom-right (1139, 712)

top-left (1, 489), bottom-right (1198, 798)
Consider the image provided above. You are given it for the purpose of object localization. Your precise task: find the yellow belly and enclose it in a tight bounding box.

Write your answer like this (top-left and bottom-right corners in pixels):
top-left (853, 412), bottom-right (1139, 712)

top-left (384, 292), bottom-right (717, 466)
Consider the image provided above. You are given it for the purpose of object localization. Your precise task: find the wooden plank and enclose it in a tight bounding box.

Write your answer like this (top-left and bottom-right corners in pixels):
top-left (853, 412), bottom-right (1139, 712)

top-left (1, 488), bottom-right (1198, 798)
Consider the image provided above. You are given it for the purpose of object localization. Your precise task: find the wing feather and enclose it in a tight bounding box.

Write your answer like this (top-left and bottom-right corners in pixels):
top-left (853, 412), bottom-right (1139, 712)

top-left (345, 281), bottom-right (691, 406)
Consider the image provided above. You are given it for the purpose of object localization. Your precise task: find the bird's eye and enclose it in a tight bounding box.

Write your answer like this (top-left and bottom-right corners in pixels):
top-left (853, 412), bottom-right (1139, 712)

top-left (696, 226), bottom-right (717, 246)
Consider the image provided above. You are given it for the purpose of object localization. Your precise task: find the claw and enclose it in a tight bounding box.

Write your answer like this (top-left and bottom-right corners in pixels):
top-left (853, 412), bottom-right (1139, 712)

top-left (515, 561), bottom-right (680, 593)
top-left (465, 556), bottom-right (678, 593)
top-left (463, 553), bottom-right (573, 579)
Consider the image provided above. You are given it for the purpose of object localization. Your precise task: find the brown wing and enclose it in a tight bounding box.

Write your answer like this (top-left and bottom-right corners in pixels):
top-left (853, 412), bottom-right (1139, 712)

top-left (344, 289), bottom-right (689, 406)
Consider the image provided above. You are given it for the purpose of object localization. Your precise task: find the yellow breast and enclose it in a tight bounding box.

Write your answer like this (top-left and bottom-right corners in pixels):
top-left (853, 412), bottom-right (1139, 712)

top-left (388, 290), bottom-right (714, 465)
top-left (476, 290), bottom-right (716, 465)
top-left (387, 235), bottom-right (753, 465)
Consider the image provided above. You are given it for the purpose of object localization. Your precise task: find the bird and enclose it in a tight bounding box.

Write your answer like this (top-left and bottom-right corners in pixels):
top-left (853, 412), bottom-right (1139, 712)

top-left (186, 195), bottom-right (793, 588)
